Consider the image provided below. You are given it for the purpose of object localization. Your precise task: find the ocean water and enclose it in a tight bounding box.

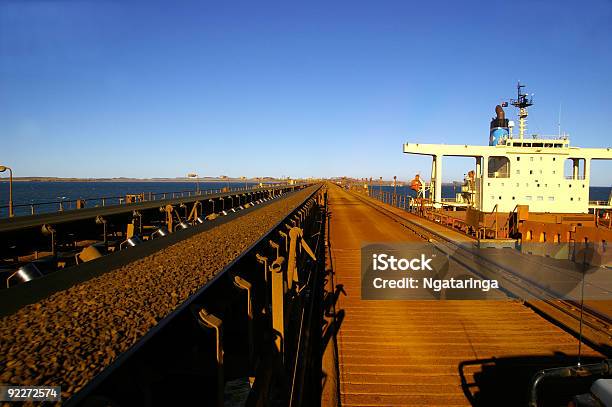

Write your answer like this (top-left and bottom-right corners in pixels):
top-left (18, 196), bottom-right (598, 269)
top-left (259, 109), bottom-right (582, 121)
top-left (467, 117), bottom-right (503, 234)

top-left (0, 181), bottom-right (259, 218)
top-left (0, 181), bottom-right (609, 218)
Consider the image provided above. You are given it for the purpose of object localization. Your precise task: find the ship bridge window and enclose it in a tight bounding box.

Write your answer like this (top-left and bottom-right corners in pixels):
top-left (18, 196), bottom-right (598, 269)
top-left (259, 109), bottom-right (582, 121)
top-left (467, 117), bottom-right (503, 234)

top-left (487, 156), bottom-right (510, 178)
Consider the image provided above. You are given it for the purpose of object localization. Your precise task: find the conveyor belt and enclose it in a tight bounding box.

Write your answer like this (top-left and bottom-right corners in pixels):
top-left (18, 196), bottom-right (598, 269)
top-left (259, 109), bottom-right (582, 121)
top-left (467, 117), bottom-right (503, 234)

top-left (0, 184), bottom-right (302, 233)
top-left (0, 191), bottom-right (295, 316)
top-left (0, 185), bottom-right (319, 402)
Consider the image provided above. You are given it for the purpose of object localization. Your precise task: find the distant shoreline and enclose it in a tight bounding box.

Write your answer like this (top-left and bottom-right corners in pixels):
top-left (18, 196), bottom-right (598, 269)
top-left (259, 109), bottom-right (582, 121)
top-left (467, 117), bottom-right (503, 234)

top-left (0, 177), bottom-right (281, 183)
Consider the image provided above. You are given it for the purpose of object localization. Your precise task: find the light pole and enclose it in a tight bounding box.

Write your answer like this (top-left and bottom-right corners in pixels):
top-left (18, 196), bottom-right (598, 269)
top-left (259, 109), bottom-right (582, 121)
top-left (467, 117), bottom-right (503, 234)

top-left (379, 176), bottom-right (382, 200)
top-left (187, 173), bottom-right (199, 194)
top-left (393, 175), bottom-right (397, 206)
top-left (0, 165), bottom-right (14, 217)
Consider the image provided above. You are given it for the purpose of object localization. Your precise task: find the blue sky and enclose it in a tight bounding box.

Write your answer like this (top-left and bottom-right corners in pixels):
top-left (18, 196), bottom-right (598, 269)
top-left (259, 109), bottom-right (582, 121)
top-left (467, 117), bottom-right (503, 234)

top-left (1, 0), bottom-right (611, 184)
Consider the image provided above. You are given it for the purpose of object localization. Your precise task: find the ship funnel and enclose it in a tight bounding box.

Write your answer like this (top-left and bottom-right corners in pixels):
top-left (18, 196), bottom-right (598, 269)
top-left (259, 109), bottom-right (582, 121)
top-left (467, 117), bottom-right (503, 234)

top-left (495, 105), bottom-right (506, 120)
top-left (489, 105), bottom-right (510, 146)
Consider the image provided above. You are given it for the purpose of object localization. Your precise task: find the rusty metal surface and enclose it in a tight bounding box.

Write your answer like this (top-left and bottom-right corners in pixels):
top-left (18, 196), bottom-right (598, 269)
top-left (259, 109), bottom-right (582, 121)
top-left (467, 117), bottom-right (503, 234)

top-left (325, 184), bottom-right (604, 406)
top-left (355, 191), bottom-right (612, 350)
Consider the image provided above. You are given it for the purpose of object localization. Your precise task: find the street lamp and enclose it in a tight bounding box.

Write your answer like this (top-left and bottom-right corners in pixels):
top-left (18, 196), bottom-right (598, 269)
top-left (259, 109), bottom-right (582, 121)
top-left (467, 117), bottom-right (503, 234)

top-left (393, 175), bottom-right (397, 206)
top-left (0, 165), bottom-right (14, 217)
top-left (187, 173), bottom-right (199, 194)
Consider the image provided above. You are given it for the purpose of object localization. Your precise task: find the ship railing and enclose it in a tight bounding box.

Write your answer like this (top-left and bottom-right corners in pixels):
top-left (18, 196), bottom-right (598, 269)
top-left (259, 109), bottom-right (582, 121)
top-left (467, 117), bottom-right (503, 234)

top-left (477, 204), bottom-right (500, 240)
top-left (504, 204), bottom-right (521, 238)
top-left (522, 134), bottom-right (570, 140)
top-left (0, 183), bottom-right (283, 218)
top-left (564, 176), bottom-right (586, 180)
top-left (473, 204), bottom-right (521, 240)
top-left (375, 189), bottom-right (521, 240)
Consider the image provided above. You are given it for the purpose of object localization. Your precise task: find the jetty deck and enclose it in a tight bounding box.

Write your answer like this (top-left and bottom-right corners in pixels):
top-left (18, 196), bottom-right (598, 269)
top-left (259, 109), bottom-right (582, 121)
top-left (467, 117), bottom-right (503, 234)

top-left (325, 184), bottom-right (603, 406)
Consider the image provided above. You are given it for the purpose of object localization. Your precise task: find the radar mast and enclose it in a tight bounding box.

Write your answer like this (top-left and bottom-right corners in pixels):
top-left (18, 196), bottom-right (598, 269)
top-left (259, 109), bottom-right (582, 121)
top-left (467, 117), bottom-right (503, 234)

top-left (509, 81), bottom-right (534, 140)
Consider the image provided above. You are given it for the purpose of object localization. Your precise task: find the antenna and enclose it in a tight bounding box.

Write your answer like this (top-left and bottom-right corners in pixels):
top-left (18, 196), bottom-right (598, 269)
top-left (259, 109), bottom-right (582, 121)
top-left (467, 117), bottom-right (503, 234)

top-left (509, 81), bottom-right (534, 140)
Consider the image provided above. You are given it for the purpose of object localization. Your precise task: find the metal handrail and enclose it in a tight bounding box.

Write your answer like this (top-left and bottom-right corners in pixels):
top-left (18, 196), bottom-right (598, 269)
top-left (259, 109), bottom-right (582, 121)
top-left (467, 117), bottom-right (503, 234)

top-left (0, 184), bottom-right (284, 218)
top-left (522, 134), bottom-right (570, 141)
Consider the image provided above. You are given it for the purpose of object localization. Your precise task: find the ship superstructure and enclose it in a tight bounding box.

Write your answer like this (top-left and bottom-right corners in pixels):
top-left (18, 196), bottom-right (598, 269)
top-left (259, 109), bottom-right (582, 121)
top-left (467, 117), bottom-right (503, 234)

top-left (404, 83), bottom-right (612, 214)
